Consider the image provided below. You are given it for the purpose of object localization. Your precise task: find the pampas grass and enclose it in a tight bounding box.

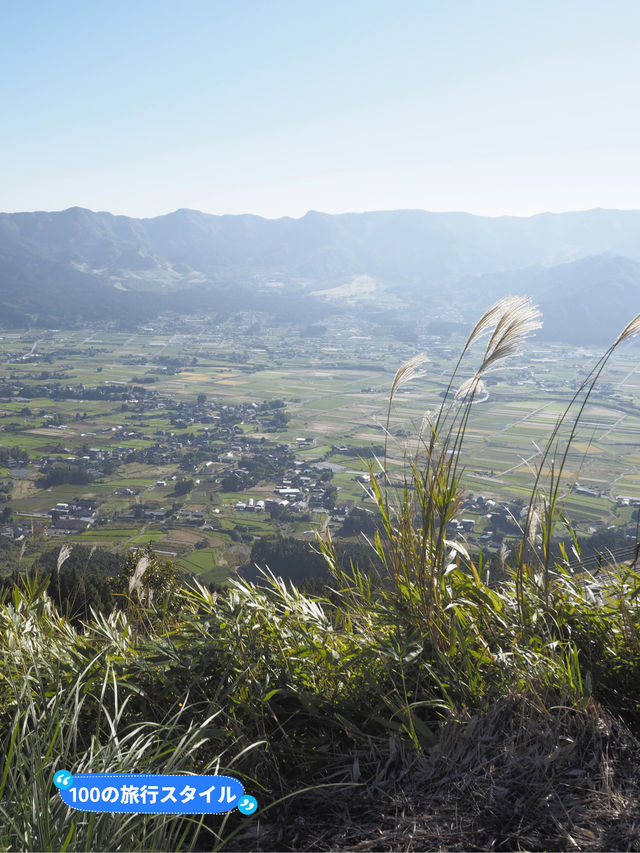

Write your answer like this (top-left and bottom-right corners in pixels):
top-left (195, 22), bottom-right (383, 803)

top-left (128, 553), bottom-right (151, 601)
top-left (56, 544), bottom-right (72, 574)
top-left (384, 351), bottom-right (429, 463)
top-left (376, 296), bottom-right (542, 637)
top-left (517, 309), bottom-right (640, 617)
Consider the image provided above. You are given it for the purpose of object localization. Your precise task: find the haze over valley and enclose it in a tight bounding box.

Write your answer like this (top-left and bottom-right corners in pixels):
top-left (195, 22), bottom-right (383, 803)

top-left (2, 205), bottom-right (640, 344)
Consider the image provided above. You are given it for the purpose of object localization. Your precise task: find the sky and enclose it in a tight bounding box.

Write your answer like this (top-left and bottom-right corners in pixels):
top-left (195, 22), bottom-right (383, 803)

top-left (3, 0), bottom-right (640, 219)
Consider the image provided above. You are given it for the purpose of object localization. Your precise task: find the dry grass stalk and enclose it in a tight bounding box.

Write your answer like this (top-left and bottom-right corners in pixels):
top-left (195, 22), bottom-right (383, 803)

top-left (128, 555), bottom-right (151, 602)
top-left (614, 312), bottom-right (640, 346)
top-left (56, 544), bottom-right (72, 574)
top-left (455, 297), bottom-right (542, 400)
top-left (270, 697), bottom-right (640, 852)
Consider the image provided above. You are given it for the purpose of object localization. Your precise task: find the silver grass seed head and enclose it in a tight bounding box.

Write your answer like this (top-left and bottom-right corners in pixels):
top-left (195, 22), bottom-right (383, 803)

top-left (479, 339), bottom-right (521, 373)
top-left (129, 555), bottom-right (151, 598)
top-left (57, 544), bottom-right (72, 574)
top-left (484, 298), bottom-right (530, 354)
top-left (478, 298), bottom-right (542, 375)
top-left (528, 504), bottom-right (541, 547)
top-left (419, 409), bottom-right (437, 438)
top-left (390, 352), bottom-right (429, 397)
top-left (456, 297), bottom-right (542, 400)
top-left (454, 377), bottom-right (487, 401)
top-left (614, 313), bottom-right (640, 346)
top-left (484, 298), bottom-right (542, 360)
top-left (462, 295), bottom-right (522, 354)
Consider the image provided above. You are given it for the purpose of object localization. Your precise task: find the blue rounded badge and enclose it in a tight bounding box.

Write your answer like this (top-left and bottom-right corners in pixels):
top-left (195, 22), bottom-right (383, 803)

top-left (237, 795), bottom-right (258, 815)
top-left (53, 770), bottom-right (74, 789)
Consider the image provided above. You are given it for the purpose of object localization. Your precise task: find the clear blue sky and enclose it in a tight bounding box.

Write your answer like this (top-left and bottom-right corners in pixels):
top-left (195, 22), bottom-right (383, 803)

top-left (2, 0), bottom-right (640, 219)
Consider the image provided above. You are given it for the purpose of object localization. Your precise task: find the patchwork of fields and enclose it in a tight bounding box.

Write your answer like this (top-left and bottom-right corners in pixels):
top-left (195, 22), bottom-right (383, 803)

top-left (1, 319), bottom-right (640, 581)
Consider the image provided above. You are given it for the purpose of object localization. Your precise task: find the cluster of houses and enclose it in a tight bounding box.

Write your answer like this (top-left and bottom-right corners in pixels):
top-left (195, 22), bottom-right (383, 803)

top-left (48, 498), bottom-right (98, 531)
top-left (234, 498), bottom-right (266, 512)
top-left (616, 495), bottom-right (640, 507)
top-left (166, 397), bottom-right (289, 434)
top-left (572, 482), bottom-right (606, 499)
top-left (444, 494), bottom-right (521, 549)
top-left (0, 523), bottom-right (31, 540)
top-left (38, 447), bottom-right (120, 480)
top-left (234, 459), bottom-right (344, 518)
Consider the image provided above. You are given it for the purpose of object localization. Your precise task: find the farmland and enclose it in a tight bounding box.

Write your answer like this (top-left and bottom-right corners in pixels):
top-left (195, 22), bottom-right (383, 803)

top-left (1, 315), bottom-right (640, 583)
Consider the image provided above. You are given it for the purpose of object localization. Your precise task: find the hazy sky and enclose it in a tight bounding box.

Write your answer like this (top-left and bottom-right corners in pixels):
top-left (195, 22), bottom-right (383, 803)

top-left (3, 0), bottom-right (640, 219)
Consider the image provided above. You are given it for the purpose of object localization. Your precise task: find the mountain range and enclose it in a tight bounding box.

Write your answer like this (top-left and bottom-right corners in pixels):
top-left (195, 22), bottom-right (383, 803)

top-left (1, 206), bottom-right (639, 342)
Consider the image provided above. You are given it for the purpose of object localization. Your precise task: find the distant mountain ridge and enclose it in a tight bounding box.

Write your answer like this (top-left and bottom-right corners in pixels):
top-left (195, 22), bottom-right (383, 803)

top-left (456, 253), bottom-right (640, 344)
top-left (1, 206), bottom-right (640, 339)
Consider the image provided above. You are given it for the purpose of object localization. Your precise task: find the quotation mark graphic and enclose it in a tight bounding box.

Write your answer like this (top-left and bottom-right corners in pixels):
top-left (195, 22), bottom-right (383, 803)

top-left (54, 770), bottom-right (74, 789)
top-left (237, 796), bottom-right (257, 815)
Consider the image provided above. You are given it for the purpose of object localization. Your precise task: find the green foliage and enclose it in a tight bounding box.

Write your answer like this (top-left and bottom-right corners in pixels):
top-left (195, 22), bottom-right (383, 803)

top-left (247, 536), bottom-right (330, 584)
top-left (0, 545), bottom-right (124, 623)
top-left (247, 535), bottom-right (382, 587)
top-left (36, 463), bottom-right (94, 488)
top-left (337, 506), bottom-right (380, 537)
top-left (173, 478), bottom-right (194, 495)
top-left (35, 543), bottom-right (124, 577)
top-left (0, 581), bottom-right (245, 852)
top-left (113, 543), bottom-right (185, 622)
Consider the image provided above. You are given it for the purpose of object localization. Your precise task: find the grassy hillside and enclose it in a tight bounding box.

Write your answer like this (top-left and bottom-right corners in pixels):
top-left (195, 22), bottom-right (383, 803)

top-left (1, 546), bottom-right (639, 851)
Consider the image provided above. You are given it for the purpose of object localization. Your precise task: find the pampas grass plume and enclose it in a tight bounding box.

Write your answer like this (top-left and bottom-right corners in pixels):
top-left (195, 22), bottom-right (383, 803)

top-left (57, 544), bottom-right (72, 574)
top-left (129, 555), bottom-right (151, 600)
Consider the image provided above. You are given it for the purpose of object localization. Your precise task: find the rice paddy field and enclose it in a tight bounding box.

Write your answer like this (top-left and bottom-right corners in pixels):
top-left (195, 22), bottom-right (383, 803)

top-left (2, 320), bottom-right (640, 579)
